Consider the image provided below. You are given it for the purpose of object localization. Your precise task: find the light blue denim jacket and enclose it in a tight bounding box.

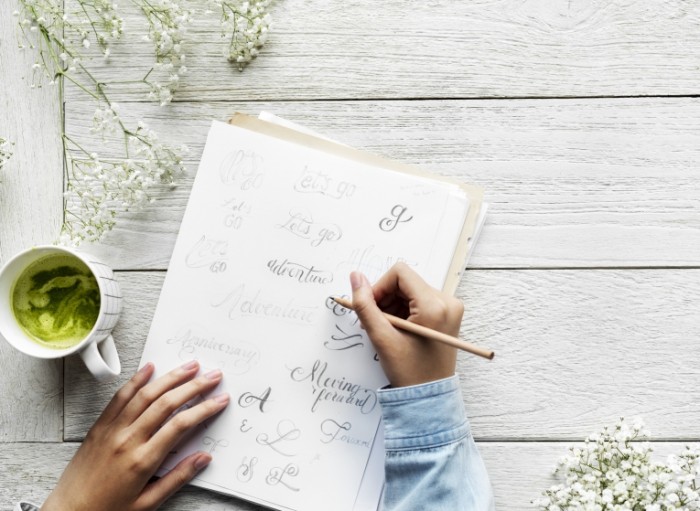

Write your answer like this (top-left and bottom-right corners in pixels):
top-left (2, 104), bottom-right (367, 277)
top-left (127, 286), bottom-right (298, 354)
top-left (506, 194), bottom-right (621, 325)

top-left (379, 375), bottom-right (495, 511)
top-left (17, 375), bottom-right (493, 511)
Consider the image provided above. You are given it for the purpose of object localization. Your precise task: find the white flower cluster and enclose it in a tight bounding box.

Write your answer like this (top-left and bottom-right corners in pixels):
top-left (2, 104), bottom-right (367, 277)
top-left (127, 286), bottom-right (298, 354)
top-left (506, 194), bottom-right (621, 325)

top-left (140, 0), bottom-right (193, 105)
top-left (213, 0), bottom-right (272, 70)
top-left (534, 418), bottom-right (700, 511)
top-left (61, 105), bottom-right (188, 245)
top-left (0, 137), bottom-right (13, 171)
top-left (16, 0), bottom-right (122, 79)
top-left (16, 0), bottom-right (275, 244)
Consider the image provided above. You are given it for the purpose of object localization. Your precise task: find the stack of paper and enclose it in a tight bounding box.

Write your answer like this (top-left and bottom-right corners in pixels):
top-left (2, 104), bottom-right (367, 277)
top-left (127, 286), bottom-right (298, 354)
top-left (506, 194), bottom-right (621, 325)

top-left (139, 113), bottom-right (487, 511)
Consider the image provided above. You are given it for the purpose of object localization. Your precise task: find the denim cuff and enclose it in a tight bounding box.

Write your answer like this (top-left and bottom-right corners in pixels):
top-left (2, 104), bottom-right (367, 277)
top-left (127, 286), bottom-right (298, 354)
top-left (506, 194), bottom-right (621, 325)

top-left (378, 374), bottom-right (470, 451)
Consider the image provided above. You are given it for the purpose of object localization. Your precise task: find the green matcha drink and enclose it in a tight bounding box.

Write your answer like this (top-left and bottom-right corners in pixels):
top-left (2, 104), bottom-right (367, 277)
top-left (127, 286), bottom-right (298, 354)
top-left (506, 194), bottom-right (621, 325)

top-left (11, 254), bottom-right (101, 349)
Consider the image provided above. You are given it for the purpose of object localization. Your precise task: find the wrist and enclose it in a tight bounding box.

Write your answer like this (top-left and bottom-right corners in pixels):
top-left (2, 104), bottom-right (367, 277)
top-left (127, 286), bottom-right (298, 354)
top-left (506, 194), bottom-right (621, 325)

top-left (378, 374), bottom-right (470, 451)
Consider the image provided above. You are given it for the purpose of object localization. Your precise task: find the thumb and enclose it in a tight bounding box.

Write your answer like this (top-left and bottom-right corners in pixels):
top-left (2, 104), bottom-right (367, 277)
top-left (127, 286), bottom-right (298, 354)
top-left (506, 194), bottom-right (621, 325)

top-left (350, 272), bottom-right (393, 341)
top-left (136, 452), bottom-right (211, 510)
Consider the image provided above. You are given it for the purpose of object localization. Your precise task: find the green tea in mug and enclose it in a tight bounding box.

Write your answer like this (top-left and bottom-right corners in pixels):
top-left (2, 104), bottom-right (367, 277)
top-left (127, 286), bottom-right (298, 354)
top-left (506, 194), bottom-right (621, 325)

top-left (11, 253), bottom-right (100, 349)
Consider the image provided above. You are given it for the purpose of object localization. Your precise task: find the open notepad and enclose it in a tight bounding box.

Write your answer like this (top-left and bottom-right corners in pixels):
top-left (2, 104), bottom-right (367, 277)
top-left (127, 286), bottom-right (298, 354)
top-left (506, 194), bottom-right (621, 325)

top-left (139, 114), bottom-right (486, 511)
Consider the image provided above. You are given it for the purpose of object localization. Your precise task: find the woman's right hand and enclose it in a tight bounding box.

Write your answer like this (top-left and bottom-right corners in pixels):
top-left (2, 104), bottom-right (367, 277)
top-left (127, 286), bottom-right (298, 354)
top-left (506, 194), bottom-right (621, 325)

top-left (350, 263), bottom-right (465, 388)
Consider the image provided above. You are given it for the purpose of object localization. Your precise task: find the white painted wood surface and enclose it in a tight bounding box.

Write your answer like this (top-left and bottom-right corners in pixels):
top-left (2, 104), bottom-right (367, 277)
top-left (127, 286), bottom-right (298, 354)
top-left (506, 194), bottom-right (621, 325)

top-left (0, 1), bottom-right (64, 442)
top-left (3, 442), bottom-right (700, 510)
top-left (65, 99), bottom-right (700, 269)
top-left (2, 0), bottom-right (700, 509)
top-left (65, 0), bottom-right (700, 101)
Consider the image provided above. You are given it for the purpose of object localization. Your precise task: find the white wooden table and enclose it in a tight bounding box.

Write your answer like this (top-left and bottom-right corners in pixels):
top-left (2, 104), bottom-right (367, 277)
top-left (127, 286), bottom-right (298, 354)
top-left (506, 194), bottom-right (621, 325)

top-left (2, 1), bottom-right (699, 509)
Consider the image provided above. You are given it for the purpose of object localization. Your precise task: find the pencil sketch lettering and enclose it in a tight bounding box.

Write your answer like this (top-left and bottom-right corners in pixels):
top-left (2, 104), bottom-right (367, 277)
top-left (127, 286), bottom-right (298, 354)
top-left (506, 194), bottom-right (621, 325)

top-left (319, 419), bottom-right (371, 448)
top-left (265, 463), bottom-right (300, 492)
top-left (240, 419), bottom-right (253, 433)
top-left (219, 149), bottom-right (264, 190)
top-left (185, 235), bottom-right (228, 272)
top-left (267, 258), bottom-right (334, 285)
top-left (324, 324), bottom-right (364, 351)
top-left (202, 435), bottom-right (229, 453)
top-left (325, 295), bottom-right (356, 319)
top-left (165, 325), bottom-right (260, 374)
top-left (236, 456), bottom-right (258, 483)
top-left (379, 204), bottom-right (413, 232)
top-left (277, 209), bottom-right (343, 247)
top-left (256, 419), bottom-right (301, 457)
top-left (320, 418), bottom-right (352, 444)
top-left (294, 166), bottom-right (356, 199)
top-left (336, 245), bottom-right (417, 283)
top-left (238, 386), bottom-right (272, 413)
top-left (222, 197), bottom-right (252, 230)
top-left (289, 359), bottom-right (378, 414)
top-left (211, 284), bottom-right (318, 324)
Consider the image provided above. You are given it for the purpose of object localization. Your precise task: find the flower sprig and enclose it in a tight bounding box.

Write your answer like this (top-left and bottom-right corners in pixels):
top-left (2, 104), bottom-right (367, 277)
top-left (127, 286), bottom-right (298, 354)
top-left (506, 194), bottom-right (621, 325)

top-left (214, 0), bottom-right (272, 70)
top-left (16, 0), bottom-right (122, 79)
top-left (534, 418), bottom-right (700, 510)
top-left (60, 105), bottom-right (187, 244)
top-left (16, 0), bottom-right (188, 245)
top-left (16, 0), bottom-right (276, 244)
top-left (0, 137), bottom-right (13, 171)
top-left (139, 0), bottom-right (193, 105)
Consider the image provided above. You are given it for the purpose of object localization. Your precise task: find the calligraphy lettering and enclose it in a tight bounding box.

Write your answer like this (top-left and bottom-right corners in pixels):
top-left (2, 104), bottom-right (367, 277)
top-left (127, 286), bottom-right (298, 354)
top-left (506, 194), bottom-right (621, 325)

top-left (238, 387), bottom-right (272, 413)
top-left (379, 204), bottom-right (414, 232)
top-left (265, 463), bottom-right (300, 492)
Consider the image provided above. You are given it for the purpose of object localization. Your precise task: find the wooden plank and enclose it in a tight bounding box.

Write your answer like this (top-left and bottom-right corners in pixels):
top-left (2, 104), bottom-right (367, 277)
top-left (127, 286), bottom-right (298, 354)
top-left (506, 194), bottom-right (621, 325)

top-left (3, 441), bottom-right (699, 510)
top-left (0, 2), bottom-right (64, 441)
top-left (63, 0), bottom-right (700, 102)
top-left (64, 98), bottom-right (700, 269)
top-left (65, 269), bottom-right (700, 441)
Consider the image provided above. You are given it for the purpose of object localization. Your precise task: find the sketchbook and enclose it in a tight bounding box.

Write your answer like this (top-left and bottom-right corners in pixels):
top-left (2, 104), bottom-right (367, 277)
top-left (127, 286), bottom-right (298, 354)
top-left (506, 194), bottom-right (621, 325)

top-left (138, 114), bottom-right (485, 511)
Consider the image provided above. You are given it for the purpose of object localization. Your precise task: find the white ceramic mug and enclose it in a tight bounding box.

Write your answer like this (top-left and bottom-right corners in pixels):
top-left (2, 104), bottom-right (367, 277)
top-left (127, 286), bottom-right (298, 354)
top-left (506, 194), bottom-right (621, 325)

top-left (0, 245), bottom-right (122, 382)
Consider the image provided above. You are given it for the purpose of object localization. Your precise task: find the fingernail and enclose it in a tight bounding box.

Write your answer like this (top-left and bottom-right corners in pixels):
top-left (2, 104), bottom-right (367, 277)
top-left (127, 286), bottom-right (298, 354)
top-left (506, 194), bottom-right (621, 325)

top-left (137, 362), bottom-right (152, 374)
top-left (213, 393), bottom-right (230, 404)
top-left (181, 360), bottom-right (198, 371)
top-left (204, 369), bottom-right (223, 380)
top-left (350, 271), bottom-right (363, 290)
top-left (194, 453), bottom-right (211, 471)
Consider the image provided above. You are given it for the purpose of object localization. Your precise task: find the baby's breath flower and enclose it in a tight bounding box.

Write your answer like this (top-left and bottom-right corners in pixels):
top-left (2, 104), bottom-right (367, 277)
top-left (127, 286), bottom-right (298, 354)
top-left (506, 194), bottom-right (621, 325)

top-left (0, 137), bottom-right (13, 172)
top-left (17, 0), bottom-right (275, 243)
top-left (139, 0), bottom-right (193, 105)
top-left (62, 120), bottom-right (187, 245)
top-left (17, 0), bottom-right (123, 86)
top-left (534, 418), bottom-right (700, 510)
top-left (17, 0), bottom-right (187, 245)
top-left (212, 0), bottom-right (273, 70)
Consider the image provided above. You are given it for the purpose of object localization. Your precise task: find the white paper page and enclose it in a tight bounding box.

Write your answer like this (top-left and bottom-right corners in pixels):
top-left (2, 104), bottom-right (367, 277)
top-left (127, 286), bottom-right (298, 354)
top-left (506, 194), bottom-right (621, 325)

top-left (140, 120), bottom-right (470, 511)
top-left (258, 111), bottom-right (487, 266)
top-left (257, 112), bottom-right (483, 511)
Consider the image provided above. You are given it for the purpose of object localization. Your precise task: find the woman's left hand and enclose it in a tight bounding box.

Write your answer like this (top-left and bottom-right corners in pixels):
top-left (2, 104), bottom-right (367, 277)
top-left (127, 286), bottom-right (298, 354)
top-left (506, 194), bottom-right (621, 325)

top-left (41, 360), bottom-right (230, 511)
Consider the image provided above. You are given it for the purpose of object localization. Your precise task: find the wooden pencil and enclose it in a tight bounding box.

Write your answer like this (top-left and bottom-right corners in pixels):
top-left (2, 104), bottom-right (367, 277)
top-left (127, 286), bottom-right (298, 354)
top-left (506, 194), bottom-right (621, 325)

top-left (331, 296), bottom-right (495, 360)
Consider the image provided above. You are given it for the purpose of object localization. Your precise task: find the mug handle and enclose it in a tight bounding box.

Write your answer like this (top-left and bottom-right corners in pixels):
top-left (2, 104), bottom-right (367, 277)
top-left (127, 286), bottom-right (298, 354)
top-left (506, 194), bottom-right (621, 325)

top-left (80, 335), bottom-right (121, 382)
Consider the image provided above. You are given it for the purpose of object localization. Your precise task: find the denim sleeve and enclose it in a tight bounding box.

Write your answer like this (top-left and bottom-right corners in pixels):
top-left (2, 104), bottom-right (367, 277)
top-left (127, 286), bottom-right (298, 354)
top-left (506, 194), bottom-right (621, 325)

top-left (378, 375), bottom-right (495, 511)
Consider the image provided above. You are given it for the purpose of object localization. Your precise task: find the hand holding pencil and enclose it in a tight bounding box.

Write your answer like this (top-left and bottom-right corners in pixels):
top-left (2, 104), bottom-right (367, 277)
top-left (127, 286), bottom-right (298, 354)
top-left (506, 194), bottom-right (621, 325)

top-left (347, 263), bottom-right (493, 388)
